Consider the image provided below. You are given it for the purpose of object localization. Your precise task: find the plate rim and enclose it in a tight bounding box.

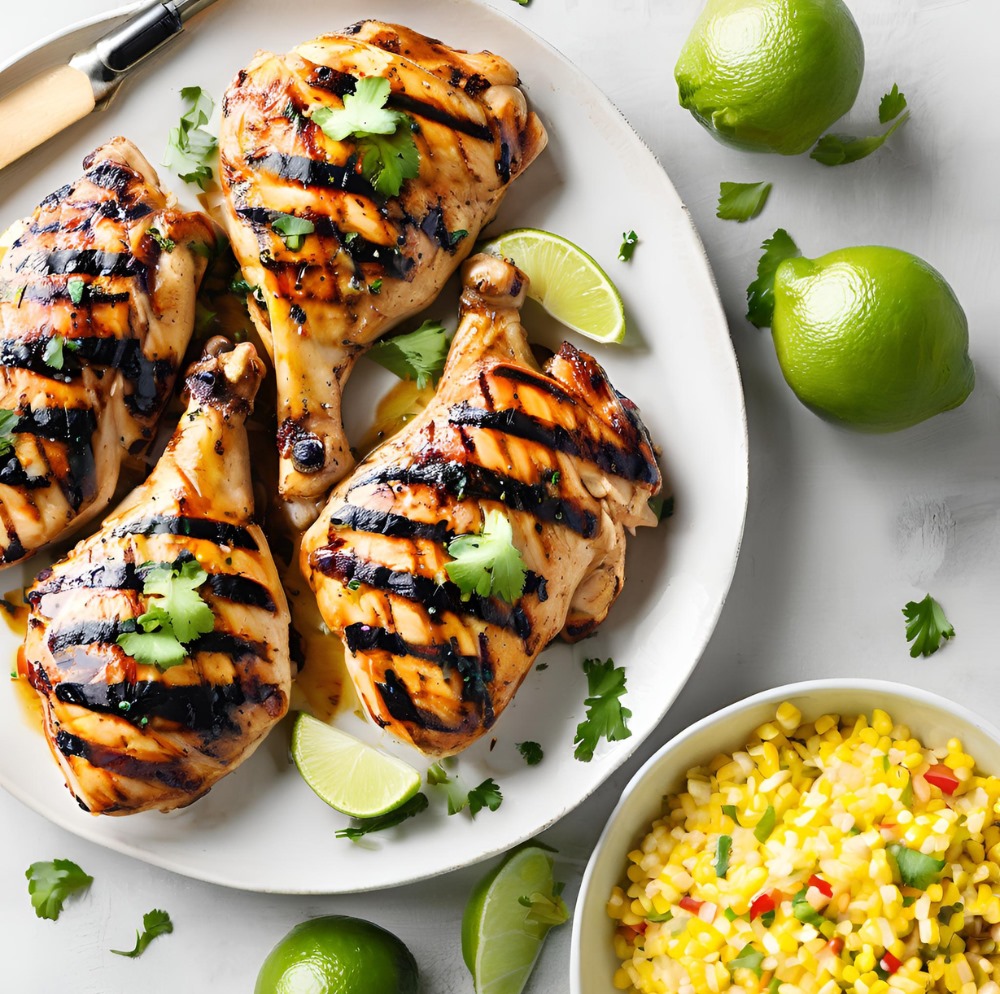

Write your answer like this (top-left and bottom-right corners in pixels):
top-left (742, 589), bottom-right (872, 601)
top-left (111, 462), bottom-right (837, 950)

top-left (0, 0), bottom-right (748, 893)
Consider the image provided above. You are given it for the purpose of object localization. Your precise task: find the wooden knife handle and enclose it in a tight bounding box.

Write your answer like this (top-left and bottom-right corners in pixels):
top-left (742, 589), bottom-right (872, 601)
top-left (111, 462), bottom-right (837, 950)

top-left (0, 64), bottom-right (96, 171)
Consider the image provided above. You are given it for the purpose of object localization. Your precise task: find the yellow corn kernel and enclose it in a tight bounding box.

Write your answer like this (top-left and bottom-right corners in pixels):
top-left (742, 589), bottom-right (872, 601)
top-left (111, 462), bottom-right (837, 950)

top-left (613, 968), bottom-right (631, 991)
top-left (776, 702), bottom-right (802, 731)
top-left (856, 947), bottom-right (876, 973)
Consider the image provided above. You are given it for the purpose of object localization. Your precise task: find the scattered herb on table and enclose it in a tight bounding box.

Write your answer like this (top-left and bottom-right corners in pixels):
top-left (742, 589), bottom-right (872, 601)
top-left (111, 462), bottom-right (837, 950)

top-left (811, 85), bottom-right (909, 166)
top-left (163, 86), bottom-right (218, 189)
top-left (367, 319), bottom-right (450, 389)
top-left (446, 510), bottom-right (527, 604)
top-left (25, 859), bottom-right (93, 920)
top-left (310, 77), bottom-right (419, 197)
top-left (618, 230), bottom-right (638, 261)
top-left (573, 657), bottom-right (632, 762)
top-left (903, 593), bottom-right (955, 658)
top-left (746, 228), bottom-right (801, 329)
top-left (717, 181), bottom-right (772, 223)
top-left (111, 909), bottom-right (173, 958)
top-left (336, 792), bottom-right (430, 840)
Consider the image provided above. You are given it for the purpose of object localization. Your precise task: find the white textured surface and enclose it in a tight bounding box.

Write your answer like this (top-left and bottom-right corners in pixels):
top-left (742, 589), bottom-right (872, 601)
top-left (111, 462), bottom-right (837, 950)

top-left (1, 0), bottom-right (998, 991)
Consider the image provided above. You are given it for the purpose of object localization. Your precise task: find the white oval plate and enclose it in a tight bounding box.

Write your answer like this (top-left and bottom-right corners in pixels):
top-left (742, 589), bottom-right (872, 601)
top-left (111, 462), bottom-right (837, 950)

top-left (0, 0), bottom-right (746, 893)
top-left (571, 679), bottom-right (1000, 994)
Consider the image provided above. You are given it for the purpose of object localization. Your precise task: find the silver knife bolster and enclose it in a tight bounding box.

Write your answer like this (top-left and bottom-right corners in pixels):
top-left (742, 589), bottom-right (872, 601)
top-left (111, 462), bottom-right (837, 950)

top-left (168, 0), bottom-right (220, 22)
top-left (69, 1), bottom-right (182, 106)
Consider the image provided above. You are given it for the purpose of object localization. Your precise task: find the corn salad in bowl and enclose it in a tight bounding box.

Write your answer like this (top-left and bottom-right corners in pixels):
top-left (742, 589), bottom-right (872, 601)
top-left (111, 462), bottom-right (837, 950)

top-left (570, 681), bottom-right (1000, 994)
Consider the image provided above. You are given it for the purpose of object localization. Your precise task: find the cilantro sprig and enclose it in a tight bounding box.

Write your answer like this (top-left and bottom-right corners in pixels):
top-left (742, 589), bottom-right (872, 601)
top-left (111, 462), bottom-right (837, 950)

top-left (618, 230), bottom-right (638, 262)
top-left (0, 409), bottom-right (20, 458)
top-left (887, 843), bottom-right (946, 890)
top-left (43, 335), bottom-right (79, 371)
top-left (517, 741), bottom-right (544, 766)
top-left (446, 510), bottom-right (527, 604)
top-left (66, 277), bottom-right (86, 306)
top-left (310, 77), bottom-right (419, 197)
top-left (518, 887), bottom-right (570, 926)
top-left (111, 909), bottom-right (174, 958)
top-left (811, 85), bottom-right (909, 166)
top-left (728, 944), bottom-right (764, 978)
top-left (746, 228), bottom-right (801, 329)
top-left (717, 181), bottom-right (772, 223)
top-left (163, 86), bottom-right (218, 189)
top-left (366, 319), bottom-right (450, 389)
top-left (573, 657), bottom-right (632, 762)
top-left (26, 859), bottom-right (93, 920)
top-left (116, 559), bottom-right (215, 669)
top-left (427, 763), bottom-right (503, 817)
top-left (272, 213), bottom-right (315, 252)
top-left (336, 792), bottom-right (429, 840)
top-left (427, 762), bottom-right (470, 815)
top-left (903, 594), bottom-right (955, 658)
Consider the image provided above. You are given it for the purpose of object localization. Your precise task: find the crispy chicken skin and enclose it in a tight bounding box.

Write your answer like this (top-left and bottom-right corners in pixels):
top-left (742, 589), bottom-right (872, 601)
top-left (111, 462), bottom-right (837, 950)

top-left (21, 343), bottom-right (291, 815)
top-left (219, 20), bottom-right (547, 512)
top-left (301, 254), bottom-right (660, 756)
top-left (0, 138), bottom-right (214, 568)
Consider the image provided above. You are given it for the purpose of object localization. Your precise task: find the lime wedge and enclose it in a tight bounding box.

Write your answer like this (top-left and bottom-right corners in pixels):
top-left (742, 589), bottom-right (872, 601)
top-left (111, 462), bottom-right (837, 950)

top-left (461, 845), bottom-right (569, 994)
top-left (291, 712), bottom-right (421, 819)
top-left (480, 228), bottom-right (626, 344)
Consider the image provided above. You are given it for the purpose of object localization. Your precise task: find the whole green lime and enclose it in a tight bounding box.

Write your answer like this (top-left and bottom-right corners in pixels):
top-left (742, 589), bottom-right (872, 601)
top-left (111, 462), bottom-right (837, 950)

top-left (674, 0), bottom-right (865, 154)
top-left (254, 916), bottom-right (419, 994)
top-left (771, 246), bottom-right (974, 432)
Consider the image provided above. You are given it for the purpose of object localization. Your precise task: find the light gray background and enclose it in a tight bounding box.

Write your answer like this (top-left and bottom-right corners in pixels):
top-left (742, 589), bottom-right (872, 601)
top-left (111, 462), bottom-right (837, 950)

top-left (1, 1), bottom-right (997, 991)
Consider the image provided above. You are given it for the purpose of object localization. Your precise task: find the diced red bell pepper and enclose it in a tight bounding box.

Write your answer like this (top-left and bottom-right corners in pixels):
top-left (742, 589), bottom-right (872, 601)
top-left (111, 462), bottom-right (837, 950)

top-left (679, 896), bottom-right (703, 915)
top-left (825, 938), bottom-right (845, 956)
top-left (923, 764), bottom-right (959, 795)
top-left (750, 893), bottom-right (776, 920)
top-left (880, 952), bottom-right (902, 973)
top-left (808, 874), bottom-right (833, 898)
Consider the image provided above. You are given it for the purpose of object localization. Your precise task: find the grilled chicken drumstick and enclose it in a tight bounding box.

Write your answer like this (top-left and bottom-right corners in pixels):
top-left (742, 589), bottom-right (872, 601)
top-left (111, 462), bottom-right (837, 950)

top-left (21, 342), bottom-right (291, 815)
top-left (0, 138), bottom-right (214, 568)
top-left (301, 254), bottom-right (661, 756)
top-left (219, 21), bottom-right (547, 516)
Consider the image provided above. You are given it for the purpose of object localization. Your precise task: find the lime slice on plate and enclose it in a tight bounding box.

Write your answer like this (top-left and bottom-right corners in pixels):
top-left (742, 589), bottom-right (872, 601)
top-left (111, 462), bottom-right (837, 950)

top-left (291, 712), bottom-right (421, 819)
top-left (480, 228), bottom-right (626, 344)
top-left (462, 845), bottom-right (568, 994)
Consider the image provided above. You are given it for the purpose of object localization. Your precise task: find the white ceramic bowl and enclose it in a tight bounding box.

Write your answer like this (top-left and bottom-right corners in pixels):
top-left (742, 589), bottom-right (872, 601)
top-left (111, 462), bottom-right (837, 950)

top-left (570, 679), bottom-right (1000, 994)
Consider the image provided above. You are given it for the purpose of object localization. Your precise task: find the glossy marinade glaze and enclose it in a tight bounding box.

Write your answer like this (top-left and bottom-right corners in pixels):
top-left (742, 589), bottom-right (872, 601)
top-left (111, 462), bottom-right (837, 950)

top-left (21, 343), bottom-right (291, 815)
top-left (302, 254), bottom-right (661, 756)
top-left (0, 138), bottom-right (214, 567)
top-left (219, 20), bottom-right (547, 513)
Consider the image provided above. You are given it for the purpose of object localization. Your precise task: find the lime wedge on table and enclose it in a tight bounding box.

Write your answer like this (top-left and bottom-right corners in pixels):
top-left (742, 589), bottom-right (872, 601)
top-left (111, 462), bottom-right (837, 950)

top-left (291, 712), bottom-right (421, 819)
top-left (462, 845), bottom-right (568, 994)
top-left (480, 228), bottom-right (626, 343)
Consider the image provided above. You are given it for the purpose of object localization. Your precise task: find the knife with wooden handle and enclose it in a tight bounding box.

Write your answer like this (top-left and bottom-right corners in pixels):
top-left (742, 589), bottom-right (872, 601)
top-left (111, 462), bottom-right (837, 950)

top-left (0, 0), bottom-right (219, 171)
